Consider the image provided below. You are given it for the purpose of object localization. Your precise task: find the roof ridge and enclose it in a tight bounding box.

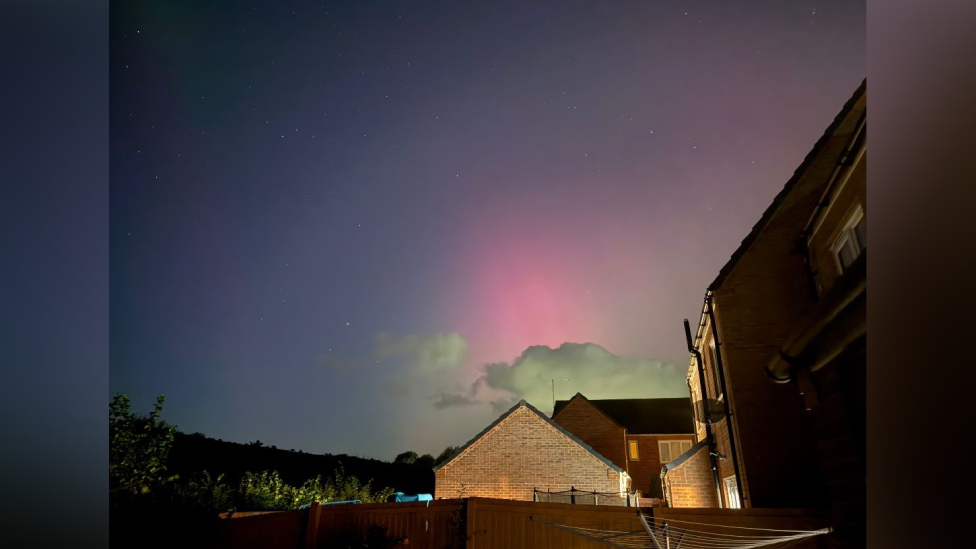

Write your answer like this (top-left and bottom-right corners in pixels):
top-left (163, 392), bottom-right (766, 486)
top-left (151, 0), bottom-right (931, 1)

top-left (708, 79), bottom-right (866, 291)
top-left (434, 398), bottom-right (624, 474)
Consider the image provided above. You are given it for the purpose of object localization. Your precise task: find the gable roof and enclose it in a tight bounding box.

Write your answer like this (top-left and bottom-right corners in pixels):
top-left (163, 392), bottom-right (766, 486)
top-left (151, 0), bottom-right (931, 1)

top-left (552, 393), bottom-right (627, 430)
top-left (432, 399), bottom-right (624, 473)
top-left (553, 393), bottom-right (694, 435)
top-left (709, 79), bottom-right (867, 292)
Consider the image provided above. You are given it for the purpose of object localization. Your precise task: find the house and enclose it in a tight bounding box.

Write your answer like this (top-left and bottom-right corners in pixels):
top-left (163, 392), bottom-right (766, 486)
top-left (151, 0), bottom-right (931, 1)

top-left (668, 81), bottom-right (865, 545)
top-left (433, 399), bottom-right (631, 502)
top-left (551, 393), bottom-right (696, 499)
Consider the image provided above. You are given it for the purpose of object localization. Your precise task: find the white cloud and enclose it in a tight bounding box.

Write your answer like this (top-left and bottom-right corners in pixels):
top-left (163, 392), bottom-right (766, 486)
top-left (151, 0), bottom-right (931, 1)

top-left (371, 332), bottom-right (469, 398)
top-left (375, 332), bottom-right (468, 375)
top-left (462, 342), bottom-right (688, 414)
top-left (348, 335), bottom-right (687, 458)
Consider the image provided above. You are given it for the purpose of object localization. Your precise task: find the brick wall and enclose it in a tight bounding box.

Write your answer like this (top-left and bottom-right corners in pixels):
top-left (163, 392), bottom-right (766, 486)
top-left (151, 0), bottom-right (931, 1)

top-left (435, 405), bottom-right (627, 501)
top-left (551, 397), bottom-right (628, 469)
top-left (688, 317), bottom-right (744, 508)
top-left (663, 445), bottom-right (720, 508)
top-left (688, 371), bottom-right (707, 441)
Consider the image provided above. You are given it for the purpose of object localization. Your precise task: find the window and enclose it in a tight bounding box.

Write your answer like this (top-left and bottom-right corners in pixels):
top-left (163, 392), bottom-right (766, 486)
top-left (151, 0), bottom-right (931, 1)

top-left (659, 440), bottom-right (693, 463)
top-left (832, 206), bottom-right (866, 272)
top-left (724, 476), bottom-right (741, 509)
top-left (709, 341), bottom-right (723, 399)
top-left (629, 440), bottom-right (639, 460)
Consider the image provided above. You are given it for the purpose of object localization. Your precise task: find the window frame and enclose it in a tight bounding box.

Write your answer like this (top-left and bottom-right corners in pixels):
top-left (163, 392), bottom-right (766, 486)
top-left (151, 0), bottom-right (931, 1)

top-left (830, 205), bottom-right (866, 273)
top-left (708, 340), bottom-right (723, 399)
top-left (724, 476), bottom-right (741, 509)
top-left (628, 440), bottom-right (640, 460)
top-left (658, 440), bottom-right (693, 463)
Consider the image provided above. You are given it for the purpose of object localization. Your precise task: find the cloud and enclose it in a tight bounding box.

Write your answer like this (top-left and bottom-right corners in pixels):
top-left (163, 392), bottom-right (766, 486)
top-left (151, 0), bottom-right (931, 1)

top-left (438, 342), bottom-right (688, 413)
top-left (375, 332), bottom-right (468, 374)
top-left (489, 396), bottom-right (521, 415)
top-left (431, 392), bottom-right (477, 410)
top-left (336, 335), bottom-right (688, 459)
top-left (371, 332), bottom-right (469, 398)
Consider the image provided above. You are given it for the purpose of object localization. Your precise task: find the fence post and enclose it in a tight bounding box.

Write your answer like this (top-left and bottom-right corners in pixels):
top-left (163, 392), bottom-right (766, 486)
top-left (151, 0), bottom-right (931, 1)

top-left (570, 487), bottom-right (576, 505)
top-left (304, 502), bottom-right (321, 549)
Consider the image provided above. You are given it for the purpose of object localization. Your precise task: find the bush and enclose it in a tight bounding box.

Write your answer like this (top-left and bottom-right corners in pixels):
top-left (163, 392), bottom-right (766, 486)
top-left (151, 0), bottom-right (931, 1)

top-left (170, 471), bottom-right (234, 512)
top-left (109, 394), bottom-right (178, 497)
top-left (236, 467), bottom-right (395, 511)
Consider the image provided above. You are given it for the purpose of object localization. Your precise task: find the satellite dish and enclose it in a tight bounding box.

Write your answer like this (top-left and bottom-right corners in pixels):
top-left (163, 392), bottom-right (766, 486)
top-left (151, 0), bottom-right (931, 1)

top-left (694, 399), bottom-right (727, 424)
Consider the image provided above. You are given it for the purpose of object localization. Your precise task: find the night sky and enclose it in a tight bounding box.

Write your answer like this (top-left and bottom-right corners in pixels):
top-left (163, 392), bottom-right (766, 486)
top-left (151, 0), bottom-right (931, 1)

top-left (110, 0), bottom-right (865, 460)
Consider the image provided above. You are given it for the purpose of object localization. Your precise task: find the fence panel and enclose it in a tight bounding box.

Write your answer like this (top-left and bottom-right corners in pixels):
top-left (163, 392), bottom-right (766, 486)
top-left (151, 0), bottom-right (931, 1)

top-left (467, 497), bottom-right (645, 549)
top-left (312, 500), bottom-right (465, 549)
top-left (217, 509), bottom-right (308, 549)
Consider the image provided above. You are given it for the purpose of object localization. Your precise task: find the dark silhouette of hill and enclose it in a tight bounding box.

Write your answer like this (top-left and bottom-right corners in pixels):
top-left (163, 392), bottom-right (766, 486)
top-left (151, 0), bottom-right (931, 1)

top-left (169, 432), bottom-right (434, 495)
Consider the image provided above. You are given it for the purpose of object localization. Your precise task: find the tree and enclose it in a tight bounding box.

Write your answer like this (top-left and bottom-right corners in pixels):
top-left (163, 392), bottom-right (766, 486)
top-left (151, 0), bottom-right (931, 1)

top-left (435, 446), bottom-right (460, 466)
top-left (109, 394), bottom-right (178, 497)
top-left (414, 454), bottom-right (435, 469)
top-left (393, 451), bottom-right (418, 464)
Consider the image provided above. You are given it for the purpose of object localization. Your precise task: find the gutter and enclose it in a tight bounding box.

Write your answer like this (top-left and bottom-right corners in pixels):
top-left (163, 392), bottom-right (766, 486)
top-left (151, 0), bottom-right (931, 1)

top-left (766, 252), bottom-right (866, 405)
top-left (801, 112), bottom-right (867, 242)
top-left (798, 112), bottom-right (866, 303)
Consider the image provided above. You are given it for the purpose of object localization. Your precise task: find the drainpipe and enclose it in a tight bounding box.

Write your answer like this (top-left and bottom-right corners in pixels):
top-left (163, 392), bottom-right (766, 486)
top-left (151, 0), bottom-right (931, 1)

top-left (684, 319), bottom-right (723, 508)
top-left (703, 295), bottom-right (745, 508)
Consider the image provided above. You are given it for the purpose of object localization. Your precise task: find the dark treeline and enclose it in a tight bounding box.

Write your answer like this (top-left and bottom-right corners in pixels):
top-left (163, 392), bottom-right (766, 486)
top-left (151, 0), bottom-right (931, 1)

top-left (110, 394), bottom-right (442, 548)
top-left (170, 432), bottom-right (436, 496)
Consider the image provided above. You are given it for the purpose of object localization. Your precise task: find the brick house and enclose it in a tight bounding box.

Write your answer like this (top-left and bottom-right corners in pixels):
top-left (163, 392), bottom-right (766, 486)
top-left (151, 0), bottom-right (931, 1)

top-left (433, 399), bottom-right (631, 501)
top-left (551, 393), bottom-right (696, 499)
top-left (671, 80), bottom-right (865, 546)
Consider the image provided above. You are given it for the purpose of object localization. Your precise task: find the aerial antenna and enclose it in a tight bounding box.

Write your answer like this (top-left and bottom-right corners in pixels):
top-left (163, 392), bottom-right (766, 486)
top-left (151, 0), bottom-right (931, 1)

top-left (552, 378), bottom-right (569, 409)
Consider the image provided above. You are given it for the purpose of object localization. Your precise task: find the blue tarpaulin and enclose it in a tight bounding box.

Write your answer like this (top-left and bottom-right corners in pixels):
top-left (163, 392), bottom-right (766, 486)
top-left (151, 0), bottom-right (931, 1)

top-left (393, 492), bottom-right (433, 502)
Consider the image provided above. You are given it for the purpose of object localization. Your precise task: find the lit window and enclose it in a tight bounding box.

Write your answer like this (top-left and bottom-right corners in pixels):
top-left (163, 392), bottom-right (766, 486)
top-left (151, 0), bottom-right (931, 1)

top-left (629, 440), bottom-right (639, 460)
top-left (724, 476), bottom-right (741, 509)
top-left (659, 440), bottom-right (693, 463)
top-left (709, 341), bottom-right (723, 399)
top-left (832, 206), bottom-right (866, 272)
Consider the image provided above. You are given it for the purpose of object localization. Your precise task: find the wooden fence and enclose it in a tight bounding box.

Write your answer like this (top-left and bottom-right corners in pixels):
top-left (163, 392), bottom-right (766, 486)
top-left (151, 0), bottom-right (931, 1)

top-left (465, 497), bottom-right (644, 549)
top-left (218, 497), bottom-right (829, 549)
top-left (218, 509), bottom-right (308, 549)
